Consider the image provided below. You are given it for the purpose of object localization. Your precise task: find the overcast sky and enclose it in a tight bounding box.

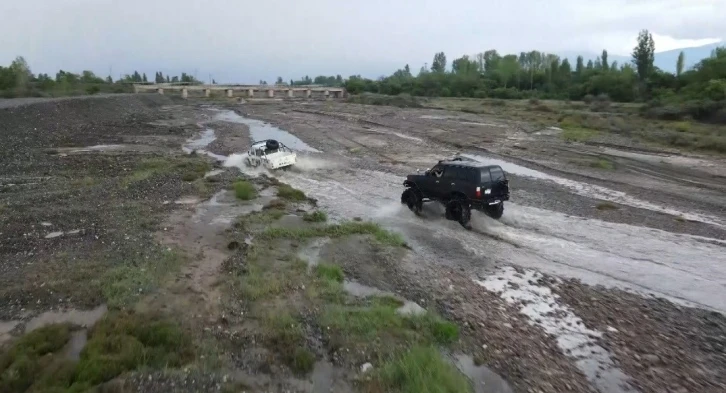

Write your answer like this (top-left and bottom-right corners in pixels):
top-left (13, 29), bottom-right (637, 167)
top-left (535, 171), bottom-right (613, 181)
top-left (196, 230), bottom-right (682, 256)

top-left (1, 0), bottom-right (724, 83)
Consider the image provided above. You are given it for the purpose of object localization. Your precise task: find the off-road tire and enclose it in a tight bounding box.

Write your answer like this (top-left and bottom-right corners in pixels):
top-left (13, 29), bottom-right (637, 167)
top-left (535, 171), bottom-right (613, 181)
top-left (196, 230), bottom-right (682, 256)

top-left (401, 188), bottom-right (423, 215)
top-left (485, 202), bottom-right (504, 219)
top-left (446, 197), bottom-right (472, 229)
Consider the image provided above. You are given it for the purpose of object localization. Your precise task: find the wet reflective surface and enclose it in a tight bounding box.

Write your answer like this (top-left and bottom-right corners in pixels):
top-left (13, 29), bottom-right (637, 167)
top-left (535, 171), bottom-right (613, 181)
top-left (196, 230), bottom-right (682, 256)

top-left (213, 110), bottom-right (321, 152)
top-left (452, 353), bottom-right (514, 393)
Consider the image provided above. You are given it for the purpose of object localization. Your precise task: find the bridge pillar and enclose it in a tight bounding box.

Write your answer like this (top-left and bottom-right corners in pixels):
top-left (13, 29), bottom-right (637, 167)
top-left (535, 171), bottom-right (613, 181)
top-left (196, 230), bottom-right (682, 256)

top-left (157, 88), bottom-right (164, 95)
top-left (226, 89), bottom-right (233, 98)
top-left (267, 89), bottom-right (274, 98)
top-left (204, 89), bottom-right (211, 97)
top-left (181, 88), bottom-right (188, 99)
top-left (306, 89), bottom-right (311, 98)
top-left (324, 90), bottom-right (330, 99)
top-left (133, 85), bottom-right (140, 93)
top-left (287, 89), bottom-right (294, 98)
top-left (248, 89), bottom-right (254, 97)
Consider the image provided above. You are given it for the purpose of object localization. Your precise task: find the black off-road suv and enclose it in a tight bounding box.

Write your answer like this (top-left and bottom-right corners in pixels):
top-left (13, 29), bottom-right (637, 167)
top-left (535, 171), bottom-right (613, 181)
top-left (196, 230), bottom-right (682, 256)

top-left (400, 156), bottom-right (510, 228)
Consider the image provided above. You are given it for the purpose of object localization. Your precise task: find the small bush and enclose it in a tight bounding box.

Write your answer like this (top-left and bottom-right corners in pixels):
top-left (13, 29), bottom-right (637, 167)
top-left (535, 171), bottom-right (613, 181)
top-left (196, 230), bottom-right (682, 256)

top-left (582, 94), bottom-right (595, 104)
top-left (673, 121), bottom-right (691, 132)
top-left (315, 263), bottom-right (344, 283)
top-left (303, 210), bottom-right (327, 222)
top-left (86, 85), bottom-right (101, 95)
top-left (290, 347), bottom-right (315, 375)
top-left (234, 180), bottom-right (256, 200)
top-left (528, 98), bottom-right (540, 105)
top-left (533, 103), bottom-right (553, 112)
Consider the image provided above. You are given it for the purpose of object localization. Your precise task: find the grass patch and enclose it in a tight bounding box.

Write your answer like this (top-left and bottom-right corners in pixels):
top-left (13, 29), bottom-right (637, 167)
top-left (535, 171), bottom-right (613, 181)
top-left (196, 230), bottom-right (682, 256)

top-left (303, 210), bottom-right (327, 223)
top-left (0, 312), bottom-right (192, 393)
top-left (233, 180), bottom-right (256, 200)
top-left (260, 221), bottom-right (407, 247)
top-left (369, 346), bottom-right (472, 393)
top-left (673, 121), bottom-right (691, 132)
top-left (320, 305), bottom-right (458, 346)
top-left (234, 209), bottom-right (286, 232)
top-left (124, 157), bottom-right (211, 185)
top-left (589, 158), bottom-right (615, 170)
top-left (315, 263), bottom-right (344, 283)
top-left (277, 184), bottom-right (307, 201)
top-left (259, 221), bottom-right (407, 248)
top-left (239, 264), bottom-right (288, 300)
top-left (562, 127), bottom-right (597, 142)
top-left (101, 248), bottom-right (186, 309)
top-left (261, 311), bottom-right (315, 375)
top-left (371, 295), bottom-right (405, 308)
top-left (596, 202), bottom-right (619, 211)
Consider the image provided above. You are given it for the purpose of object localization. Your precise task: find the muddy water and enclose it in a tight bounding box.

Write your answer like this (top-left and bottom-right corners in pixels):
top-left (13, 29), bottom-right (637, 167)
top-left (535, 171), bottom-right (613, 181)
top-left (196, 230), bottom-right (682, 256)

top-left (461, 153), bottom-right (725, 228)
top-left (343, 280), bottom-right (426, 315)
top-left (212, 110), bottom-right (321, 152)
top-left (183, 128), bottom-right (227, 161)
top-left (224, 117), bottom-right (726, 313)
top-left (62, 330), bottom-right (88, 361)
top-left (24, 304), bottom-right (107, 332)
top-left (453, 354), bottom-right (514, 393)
top-left (0, 320), bottom-right (20, 345)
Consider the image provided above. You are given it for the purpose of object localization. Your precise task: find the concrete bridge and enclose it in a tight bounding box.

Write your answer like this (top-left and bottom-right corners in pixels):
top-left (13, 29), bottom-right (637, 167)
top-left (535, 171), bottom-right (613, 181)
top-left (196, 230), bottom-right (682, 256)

top-left (133, 83), bottom-right (346, 99)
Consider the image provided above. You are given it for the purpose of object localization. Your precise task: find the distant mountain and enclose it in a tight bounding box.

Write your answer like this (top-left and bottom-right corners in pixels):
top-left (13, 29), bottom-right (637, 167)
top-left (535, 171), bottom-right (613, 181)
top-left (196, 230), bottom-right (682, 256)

top-left (653, 42), bottom-right (723, 72)
top-left (559, 41), bottom-right (724, 74)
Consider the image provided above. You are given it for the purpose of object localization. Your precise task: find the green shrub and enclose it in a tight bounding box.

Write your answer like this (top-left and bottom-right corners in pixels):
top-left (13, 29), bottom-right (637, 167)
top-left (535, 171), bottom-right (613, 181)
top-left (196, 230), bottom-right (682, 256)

top-left (303, 210), bottom-right (327, 222)
top-left (234, 180), bottom-right (256, 200)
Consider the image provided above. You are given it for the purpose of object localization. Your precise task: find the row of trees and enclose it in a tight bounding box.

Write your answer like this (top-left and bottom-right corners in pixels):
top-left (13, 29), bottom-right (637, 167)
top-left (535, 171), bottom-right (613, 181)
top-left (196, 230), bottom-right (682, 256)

top-left (344, 30), bottom-right (725, 108)
top-left (264, 75), bottom-right (344, 87)
top-left (0, 58), bottom-right (207, 97)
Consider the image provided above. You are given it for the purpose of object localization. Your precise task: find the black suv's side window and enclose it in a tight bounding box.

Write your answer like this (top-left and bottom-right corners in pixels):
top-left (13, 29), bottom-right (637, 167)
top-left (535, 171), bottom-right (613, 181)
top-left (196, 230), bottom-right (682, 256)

top-left (442, 166), bottom-right (457, 179)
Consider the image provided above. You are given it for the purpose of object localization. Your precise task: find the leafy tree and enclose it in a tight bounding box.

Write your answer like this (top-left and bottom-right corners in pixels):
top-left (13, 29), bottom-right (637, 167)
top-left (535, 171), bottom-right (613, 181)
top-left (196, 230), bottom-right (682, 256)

top-left (632, 29), bottom-right (656, 82)
top-left (676, 51), bottom-right (685, 77)
top-left (431, 52), bottom-right (447, 73)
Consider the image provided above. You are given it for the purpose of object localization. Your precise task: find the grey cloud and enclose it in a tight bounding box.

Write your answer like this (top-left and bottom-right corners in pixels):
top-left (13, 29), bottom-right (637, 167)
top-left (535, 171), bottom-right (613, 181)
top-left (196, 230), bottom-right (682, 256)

top-left (1, 0), bottom-right (724, 82)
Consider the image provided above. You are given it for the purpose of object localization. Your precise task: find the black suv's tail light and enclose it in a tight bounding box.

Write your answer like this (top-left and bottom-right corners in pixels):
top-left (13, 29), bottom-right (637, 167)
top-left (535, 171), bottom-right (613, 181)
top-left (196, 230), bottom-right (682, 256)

top-left (476, 186), bottom-right (481, 198)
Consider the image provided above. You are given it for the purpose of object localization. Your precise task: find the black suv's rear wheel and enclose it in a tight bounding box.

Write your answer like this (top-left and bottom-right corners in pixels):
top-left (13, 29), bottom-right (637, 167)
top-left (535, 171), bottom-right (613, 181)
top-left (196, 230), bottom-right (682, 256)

top-left (446, 198), bottom-right (472, 229)
top-left (401, 188), bottom-right (422, 215)
top-left (484, 202), bottom-right (504, 219)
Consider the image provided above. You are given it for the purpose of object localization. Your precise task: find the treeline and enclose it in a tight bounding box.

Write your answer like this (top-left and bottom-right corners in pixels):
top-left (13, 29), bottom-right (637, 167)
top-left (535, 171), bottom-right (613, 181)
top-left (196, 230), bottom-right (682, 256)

top-left (263, 75), bottom-right (344, 87)
top-left (0, 57), bottom-right (204, 98)
top-left (344, 30), bottom-right (726, 123)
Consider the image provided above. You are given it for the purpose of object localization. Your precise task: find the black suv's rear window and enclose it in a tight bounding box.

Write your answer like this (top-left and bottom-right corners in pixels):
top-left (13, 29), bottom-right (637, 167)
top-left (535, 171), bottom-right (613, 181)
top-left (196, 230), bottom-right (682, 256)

top-left (490, 167), bottom-right (506, 182)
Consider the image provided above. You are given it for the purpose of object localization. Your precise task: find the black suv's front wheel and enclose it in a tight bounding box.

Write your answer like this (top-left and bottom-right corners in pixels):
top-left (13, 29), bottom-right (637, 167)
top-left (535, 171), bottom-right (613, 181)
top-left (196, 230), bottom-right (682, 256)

top-left (401, 188), bottom-right (423, 215)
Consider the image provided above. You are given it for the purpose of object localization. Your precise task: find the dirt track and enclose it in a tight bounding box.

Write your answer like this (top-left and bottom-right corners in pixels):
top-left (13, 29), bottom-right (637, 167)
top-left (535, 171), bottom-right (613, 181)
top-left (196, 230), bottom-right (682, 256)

top-left (1, 94), bottom-right (725, 393)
